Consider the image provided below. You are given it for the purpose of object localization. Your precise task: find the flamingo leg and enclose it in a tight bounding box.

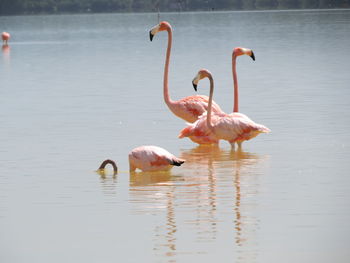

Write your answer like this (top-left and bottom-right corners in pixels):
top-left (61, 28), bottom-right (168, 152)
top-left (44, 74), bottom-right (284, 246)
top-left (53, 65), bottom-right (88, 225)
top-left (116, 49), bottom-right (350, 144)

top-left (237, 141), bottom-right (242, 149)
top-left (230, 142), bottom-right (236, 151)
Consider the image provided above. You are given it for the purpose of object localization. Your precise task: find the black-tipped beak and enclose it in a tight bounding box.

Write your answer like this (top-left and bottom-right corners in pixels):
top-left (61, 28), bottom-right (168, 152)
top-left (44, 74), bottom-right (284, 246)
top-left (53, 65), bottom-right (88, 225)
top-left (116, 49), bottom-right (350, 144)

top-left (250, 51), bottom-right (255, 61)
top-left (149, 31), bottom-right (154, 41)
top-left (192, 83), bottom-right (197, 92)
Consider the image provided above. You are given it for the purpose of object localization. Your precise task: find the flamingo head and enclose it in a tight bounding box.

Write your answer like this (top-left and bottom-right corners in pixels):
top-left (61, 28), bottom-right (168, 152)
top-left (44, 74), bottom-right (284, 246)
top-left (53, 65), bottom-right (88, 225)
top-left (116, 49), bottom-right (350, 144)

top-left (192, 69), bottom-right (212, 91)
top-left (232, 47), bottom-right (255, 61)
top-left (149, 21), bottom-right (171, 41)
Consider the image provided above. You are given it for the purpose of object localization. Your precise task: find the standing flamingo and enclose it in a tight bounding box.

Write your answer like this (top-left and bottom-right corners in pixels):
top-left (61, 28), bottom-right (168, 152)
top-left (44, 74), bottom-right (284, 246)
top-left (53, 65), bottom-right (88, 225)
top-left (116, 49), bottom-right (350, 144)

top-left (149, 21), bottom-right (223, 123)
top-left (1, 32), bottom-right (10, 45)
top-left (129, 145), bottom-right (185, 172)
top-left (230, 47), bottom-right (267, 148)
top-left (179, 69), bottom-right (270, 150)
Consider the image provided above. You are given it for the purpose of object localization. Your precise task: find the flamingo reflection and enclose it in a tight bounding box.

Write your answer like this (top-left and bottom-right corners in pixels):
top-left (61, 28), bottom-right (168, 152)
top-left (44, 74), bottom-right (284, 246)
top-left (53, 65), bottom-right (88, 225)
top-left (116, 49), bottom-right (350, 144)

top-left (2, 44), bottom-right (10, 62)
top-left (231, 149), bottom-right (265, 262)
top-left (129, 170), bottom-right (179, 261)
top-left (180, 146), bottom-right (265, 262)
top-left (128, 146), bottom-right (267, 262)
top-left (96, 161), bottom-right (118, 197)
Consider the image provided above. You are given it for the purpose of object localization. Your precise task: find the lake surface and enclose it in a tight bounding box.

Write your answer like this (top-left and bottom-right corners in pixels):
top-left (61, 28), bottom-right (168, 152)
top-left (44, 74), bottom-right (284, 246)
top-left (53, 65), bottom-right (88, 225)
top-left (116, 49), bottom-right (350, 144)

top-left (1, 9), bottom-right (350, 263)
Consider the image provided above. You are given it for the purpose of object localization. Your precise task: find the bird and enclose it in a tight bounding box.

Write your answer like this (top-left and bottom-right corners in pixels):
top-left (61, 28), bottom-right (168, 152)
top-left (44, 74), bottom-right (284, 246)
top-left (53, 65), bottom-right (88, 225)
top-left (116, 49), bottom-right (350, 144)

top-left (179, 69), bottom-right (270, 150)
top-left (98, 159), bottom-right (118, 174)
top-left (229, 47), bottom-right (267, 147)
top-left (149, 21), bottom-right (223, 123)
top-left (129, 145), bottom-right (185, 172)
top-left (1, 32), bottom-right (10, 45)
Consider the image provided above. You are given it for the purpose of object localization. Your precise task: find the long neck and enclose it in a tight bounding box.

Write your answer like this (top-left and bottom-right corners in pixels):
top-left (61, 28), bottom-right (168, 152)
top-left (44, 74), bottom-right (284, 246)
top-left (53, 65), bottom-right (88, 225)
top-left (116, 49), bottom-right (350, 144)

top-left (99, 159), bottom-right (118, 173)
top-left (163, 27), bottom-right (174, 107)
top-left (232, 55), bottom-right (239, 112)
top-left (206, 75), bottom-right (214, 131)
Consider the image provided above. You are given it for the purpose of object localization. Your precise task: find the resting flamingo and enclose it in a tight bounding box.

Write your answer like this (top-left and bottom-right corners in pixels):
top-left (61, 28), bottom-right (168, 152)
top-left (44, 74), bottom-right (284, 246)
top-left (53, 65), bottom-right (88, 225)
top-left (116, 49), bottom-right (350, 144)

top-left (149, 21), bottom-right (223, 123)
top-left (179, 69), bottom-right (270, 150)
top-left (1, 32), bottom-right (10, 45)
top-left (129, 145), bottom-right (185, 172)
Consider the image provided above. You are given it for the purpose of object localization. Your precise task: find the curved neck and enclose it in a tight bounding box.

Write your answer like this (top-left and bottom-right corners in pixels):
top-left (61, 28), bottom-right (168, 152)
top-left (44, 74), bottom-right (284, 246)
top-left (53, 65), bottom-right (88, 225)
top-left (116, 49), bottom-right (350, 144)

top-left (163, 27), bottom-right (174, 107)
top-left (99, 159), bottom-right (118, 173)
top-left (206, 75), bottom-right (214, 131)
top-left (232, 55), bottom-right (239, 112)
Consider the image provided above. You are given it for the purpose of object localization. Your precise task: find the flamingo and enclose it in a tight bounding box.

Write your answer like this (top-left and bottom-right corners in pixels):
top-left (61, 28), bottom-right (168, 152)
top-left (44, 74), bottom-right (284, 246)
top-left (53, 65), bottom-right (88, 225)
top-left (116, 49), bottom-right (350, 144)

top-left (149, 21), bottom-right (223, 123)
top-left (179, 69), bottom-right (270, 150)
top-left (229, 47), bottom-right (267, 148)
top-left (1, 32), bottom-right (10, 45)
top-left (129, 145), bottom-right (185, 172)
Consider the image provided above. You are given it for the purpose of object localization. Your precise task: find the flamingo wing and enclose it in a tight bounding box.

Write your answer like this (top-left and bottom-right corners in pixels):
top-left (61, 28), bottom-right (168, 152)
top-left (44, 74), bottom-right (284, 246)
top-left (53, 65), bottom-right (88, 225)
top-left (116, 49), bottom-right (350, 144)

top-left (212, 114), bottom-right (270, 143)
top-left (174, 95), bottom-right (223, 123)
top-left (178, 114), bottom-right (219, 144)
top-left (129, 146), bottom-right (185, 172)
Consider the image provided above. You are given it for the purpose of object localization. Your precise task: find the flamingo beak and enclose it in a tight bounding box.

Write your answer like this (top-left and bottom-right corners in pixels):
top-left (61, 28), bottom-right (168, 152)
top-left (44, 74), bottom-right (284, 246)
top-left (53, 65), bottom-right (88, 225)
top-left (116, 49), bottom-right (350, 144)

top-left (149, 24), bottom-right (160, 41)
top-left (192, 73), bottom-right (201, 91)
top-left (192, 83), bottom-right (198, 92)
top-left (250, 51), bottom-right (255, 61)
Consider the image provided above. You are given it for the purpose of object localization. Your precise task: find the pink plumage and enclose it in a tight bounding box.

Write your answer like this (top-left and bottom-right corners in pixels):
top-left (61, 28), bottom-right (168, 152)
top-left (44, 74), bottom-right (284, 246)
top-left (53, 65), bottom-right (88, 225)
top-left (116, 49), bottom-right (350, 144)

top-left (204, 112), bottom-right (270, 143)
top-left (178, 112), bottom-right (220, 145)
top-left (1, 32), bottom-right (10, 44)
top-left (149, 21), bottom-right (223, 123)
top-left (179, 69), bottom-right (270, 149)
top-left (169, 94), bottom-right (223, 124)
top-left (129, 145), bottom-right (185, 172)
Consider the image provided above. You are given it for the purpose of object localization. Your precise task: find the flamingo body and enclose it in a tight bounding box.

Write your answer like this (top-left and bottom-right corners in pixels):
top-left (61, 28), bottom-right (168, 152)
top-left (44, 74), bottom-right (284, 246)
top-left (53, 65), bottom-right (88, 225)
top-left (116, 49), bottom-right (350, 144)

top-left (129, 145), bottom-right (185, 172)
top-left (180, 69), bottom-right (270, 148)
top-left (170, 94), bottom-right (222, 123)
top-left (1, 32), bottom-right (10, 44)
top-left (150, 21), bottom-right (224, 123)
top-left (178, 111), bottom-right (220, 144)
top-left (205, 113), bottom-right (270, 144)
top-left (179, 111), bottom-right (269, 146)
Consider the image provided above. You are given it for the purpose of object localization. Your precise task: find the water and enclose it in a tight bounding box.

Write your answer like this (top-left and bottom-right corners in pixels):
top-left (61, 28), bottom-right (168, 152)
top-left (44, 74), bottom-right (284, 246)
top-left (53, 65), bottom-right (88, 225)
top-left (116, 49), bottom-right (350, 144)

top-left (1, 9), bottom-right (350, 263)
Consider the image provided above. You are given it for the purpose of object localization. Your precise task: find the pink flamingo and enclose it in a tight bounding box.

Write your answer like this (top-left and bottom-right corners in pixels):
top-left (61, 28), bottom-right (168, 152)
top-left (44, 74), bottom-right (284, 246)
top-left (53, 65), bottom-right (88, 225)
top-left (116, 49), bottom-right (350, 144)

top-left (149, 21), bottom-right (223, 123)
top-left (129, 145), bottom-right (185, 172)
top-left (230, 47), bottom-right (269, 148)
top-left (179, 69), bottom-right (270, 150)
top-left (1, 32), bottom-right (10, 45)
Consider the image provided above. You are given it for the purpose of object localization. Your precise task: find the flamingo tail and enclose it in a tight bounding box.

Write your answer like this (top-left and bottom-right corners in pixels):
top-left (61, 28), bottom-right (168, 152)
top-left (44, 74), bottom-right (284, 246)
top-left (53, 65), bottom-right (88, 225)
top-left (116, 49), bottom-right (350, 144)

top-left (257, 124), bottom-right (271, 133)
top-left (171, 158), bottom-right (185, 166)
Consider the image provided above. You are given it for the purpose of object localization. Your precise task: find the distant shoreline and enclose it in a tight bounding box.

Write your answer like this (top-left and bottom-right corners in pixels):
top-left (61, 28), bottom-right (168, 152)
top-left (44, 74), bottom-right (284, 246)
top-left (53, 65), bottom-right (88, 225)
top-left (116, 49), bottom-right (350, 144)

top-left (1, 0), bottom-right (350, 17)
top-left (1, 7), bottom-right (350, 17)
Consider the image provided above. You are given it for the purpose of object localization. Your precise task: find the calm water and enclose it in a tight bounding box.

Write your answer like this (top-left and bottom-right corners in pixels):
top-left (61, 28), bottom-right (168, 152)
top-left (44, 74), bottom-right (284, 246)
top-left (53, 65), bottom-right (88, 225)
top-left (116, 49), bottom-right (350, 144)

top-left (1, 9), bottom-right (350, 263)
